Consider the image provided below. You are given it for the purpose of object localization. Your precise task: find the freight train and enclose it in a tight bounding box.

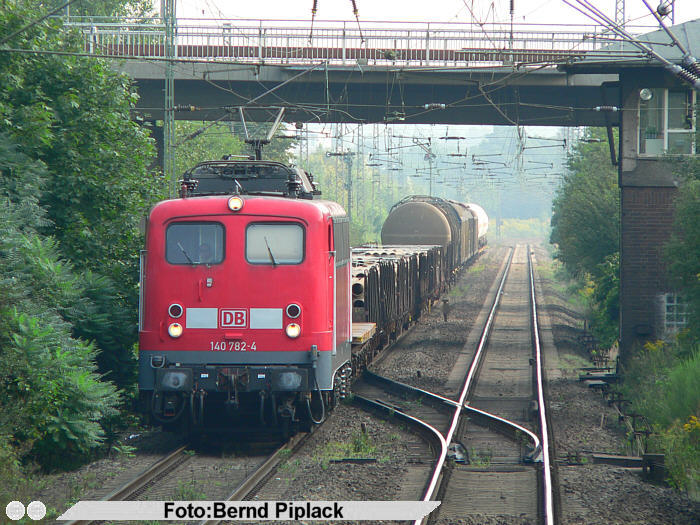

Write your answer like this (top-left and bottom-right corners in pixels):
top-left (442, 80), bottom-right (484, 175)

top-left (138, 158), bottom-right (487, 434)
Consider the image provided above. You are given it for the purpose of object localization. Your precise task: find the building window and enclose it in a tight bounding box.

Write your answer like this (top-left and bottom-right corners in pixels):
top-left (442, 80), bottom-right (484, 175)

top-left (663, 293), bottom-right (688, 335)
top-left (638, 88), bottom-right (696, 156)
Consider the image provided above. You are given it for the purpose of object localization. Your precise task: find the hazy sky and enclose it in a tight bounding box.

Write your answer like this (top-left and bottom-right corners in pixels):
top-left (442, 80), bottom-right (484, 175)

top-left (176, 0), bottom-right (700, 26)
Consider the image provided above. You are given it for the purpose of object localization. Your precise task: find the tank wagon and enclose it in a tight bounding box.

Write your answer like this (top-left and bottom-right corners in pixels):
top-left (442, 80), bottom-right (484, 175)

top-left (380, 195), bottom-right (488, 271)
top-left (138, 161), bottom-right (487, 435)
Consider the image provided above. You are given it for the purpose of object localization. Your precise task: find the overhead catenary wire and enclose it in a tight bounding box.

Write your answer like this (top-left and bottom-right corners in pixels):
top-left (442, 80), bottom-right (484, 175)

top-left (562, 0), bottom-right (700, 90)
top-left (640, 0), bottom-right (700, 76)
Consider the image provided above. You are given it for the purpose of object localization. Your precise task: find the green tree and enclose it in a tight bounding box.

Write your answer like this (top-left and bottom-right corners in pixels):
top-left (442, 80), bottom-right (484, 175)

top-left (666, 162), bottom-right (700, 340)
top-left (550, 128), bottom-right (619, 277)
top-left (1, 1), bottom-right (166, 387)
top-left (0, 135), bottom-right (120, 471)
top-left (302, 145), bottom-right (402, 244)
top-left (50, 0), bottom-right (155, 19)
top-left (550, 128), bottom-right (620, 346)
top-left (174, 121), bottom-right (297, 179)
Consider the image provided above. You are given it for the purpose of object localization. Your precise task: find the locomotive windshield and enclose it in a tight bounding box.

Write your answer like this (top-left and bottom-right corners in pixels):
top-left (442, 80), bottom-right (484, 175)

top-left (166, 222), bottom-right (225, 265)
top-left (246, 223), bottom-right (304, 264)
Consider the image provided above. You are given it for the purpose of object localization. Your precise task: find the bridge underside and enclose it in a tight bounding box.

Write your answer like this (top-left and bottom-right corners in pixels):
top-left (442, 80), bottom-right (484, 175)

top-left (129, 64), bottom-right (619, 127)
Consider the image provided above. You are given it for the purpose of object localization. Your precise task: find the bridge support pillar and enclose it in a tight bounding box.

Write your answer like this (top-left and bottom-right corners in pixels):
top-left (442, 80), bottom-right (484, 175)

top-left (146, 120), bottom-right (164, 173)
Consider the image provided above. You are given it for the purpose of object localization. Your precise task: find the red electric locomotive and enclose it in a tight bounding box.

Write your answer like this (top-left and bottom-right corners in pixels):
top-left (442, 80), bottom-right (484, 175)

top-left (138, 160), bottom-right (352, 433)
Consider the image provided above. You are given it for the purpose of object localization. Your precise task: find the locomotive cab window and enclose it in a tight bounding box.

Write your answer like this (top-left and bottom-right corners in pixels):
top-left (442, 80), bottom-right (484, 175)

top-left (166, 222), bottom-right (225, 265)
top-left (246, 223), bottom-right (304, 265)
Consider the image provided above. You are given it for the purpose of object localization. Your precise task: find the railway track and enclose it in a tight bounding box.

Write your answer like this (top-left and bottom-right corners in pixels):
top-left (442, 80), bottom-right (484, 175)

top-left (63, 444), bottom-right (190, 525)
top-left (353, 244), bottom-right (556, 524)
top-left (196, 431), bottom-right (311, 525)
top-left (63, 434), bottom-right (300, 525)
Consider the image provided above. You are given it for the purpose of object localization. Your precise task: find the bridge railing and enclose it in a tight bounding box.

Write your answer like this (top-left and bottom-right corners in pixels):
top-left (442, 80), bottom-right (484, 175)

top-left (63, 17), bottom-right (650, 67)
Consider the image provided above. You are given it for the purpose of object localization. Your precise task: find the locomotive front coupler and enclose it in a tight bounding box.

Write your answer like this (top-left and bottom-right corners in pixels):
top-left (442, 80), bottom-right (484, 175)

top-left (222, 372), bottom-right (240, 411)
top-left (278, 396), bottom-right (297, 423)
top-left (190, 387), bottom-right (207, 426)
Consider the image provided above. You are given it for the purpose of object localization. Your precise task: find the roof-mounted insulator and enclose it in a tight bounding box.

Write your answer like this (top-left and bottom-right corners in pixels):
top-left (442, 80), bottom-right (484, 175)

top-left (309, 0), bottom-right (318, 42)
top-left (179, 179), bottom-right (199, 198)
top-left (682, 55), bottom-right (700, 77)
top-left (665, 63), bottom-right (700, 90)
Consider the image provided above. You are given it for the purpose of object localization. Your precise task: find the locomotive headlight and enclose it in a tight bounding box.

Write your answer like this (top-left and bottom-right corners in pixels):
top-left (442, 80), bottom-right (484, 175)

top-left (168, 303), bottom-right (183, 318)
top-left (286, 303), bottom-right (301, 319)
top-left (168, 322), bottom-right (183, 338)
top-left (228, 196), bottom-right (244, 211)
top-left (285, 323), bottom-right (301, 339)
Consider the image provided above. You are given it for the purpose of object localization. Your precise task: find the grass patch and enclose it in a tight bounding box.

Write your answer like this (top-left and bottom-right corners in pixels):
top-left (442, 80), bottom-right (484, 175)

top-left (468, 448), bottom-right (493, 467)
top-left (173, 480), bottom-right (206, 500)
top-left (558, 353), bottom-right (592, 374)
top-left (318, 430), bottom-right (378, 468)
top-left (468, 263), bottom-right (485, 274)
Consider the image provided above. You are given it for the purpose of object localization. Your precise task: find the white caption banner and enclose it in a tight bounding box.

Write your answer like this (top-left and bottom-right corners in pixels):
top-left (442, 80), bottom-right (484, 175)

top-left (58, 500), bottom-right (441, 521)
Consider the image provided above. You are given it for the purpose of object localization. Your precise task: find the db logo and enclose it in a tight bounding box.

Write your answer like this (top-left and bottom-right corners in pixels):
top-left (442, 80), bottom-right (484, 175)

top-left (221, 309), bottom-right (247, 328)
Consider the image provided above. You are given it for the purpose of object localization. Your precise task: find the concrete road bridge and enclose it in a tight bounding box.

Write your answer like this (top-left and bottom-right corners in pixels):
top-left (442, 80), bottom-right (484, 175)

top-left (65, 17), bottom-right (655, 126)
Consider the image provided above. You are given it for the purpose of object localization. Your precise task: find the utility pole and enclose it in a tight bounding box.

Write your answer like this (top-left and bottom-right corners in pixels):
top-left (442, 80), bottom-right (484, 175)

top-left (509, 0), bottom-right (514, 51)
top-left (326, 151), bottom-right (355, 220)
top-left (163, 0), bottom-right (176, 196)
top-left (615, 0), bottom-right (625, 27)
top-left (413, 138), bottom-right (437, 196)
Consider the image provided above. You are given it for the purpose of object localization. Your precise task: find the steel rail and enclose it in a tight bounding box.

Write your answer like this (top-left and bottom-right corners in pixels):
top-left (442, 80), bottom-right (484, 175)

top-left (528, 246), bottom-right (555, 525)
top-left (63, 444), bottom-right (189, 525)
top-left (197, 431), bottom-right (310, 525)
top-left (351, 394), bottom-right (448, 496)
top-left (363, 370), bottom-right (542, 461)
top-left (411, 246), bottom-right (515, 525)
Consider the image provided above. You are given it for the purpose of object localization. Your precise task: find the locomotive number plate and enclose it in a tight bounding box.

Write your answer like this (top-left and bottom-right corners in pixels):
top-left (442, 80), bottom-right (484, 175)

top-left (210, 341), bottom-right (257, 352)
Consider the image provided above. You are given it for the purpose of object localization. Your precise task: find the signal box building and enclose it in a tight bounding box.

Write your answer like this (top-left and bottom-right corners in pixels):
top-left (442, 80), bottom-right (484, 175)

top-left (566, 19), bottom-right (698, 359)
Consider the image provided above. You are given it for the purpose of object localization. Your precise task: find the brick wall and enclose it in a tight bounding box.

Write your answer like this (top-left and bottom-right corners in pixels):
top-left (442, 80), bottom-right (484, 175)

top-left (620, 185), bottom-right (677, 357)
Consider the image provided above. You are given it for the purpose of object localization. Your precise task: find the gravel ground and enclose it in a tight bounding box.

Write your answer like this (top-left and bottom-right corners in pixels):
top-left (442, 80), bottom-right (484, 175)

top-left (373, 246), bottom-right (508, 395)
top-left (31, 430), bottom-right (183, 522)
top-left (534, 245), bottom-right (699, 525)
top-left (232, 403), bottom-right (417, 525)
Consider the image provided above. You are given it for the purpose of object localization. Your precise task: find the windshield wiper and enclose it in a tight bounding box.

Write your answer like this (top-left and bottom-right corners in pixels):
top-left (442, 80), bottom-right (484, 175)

top-left (264, 236), bottom-right (277, 266)
top-left (177, 242), bottom-right (195, 264)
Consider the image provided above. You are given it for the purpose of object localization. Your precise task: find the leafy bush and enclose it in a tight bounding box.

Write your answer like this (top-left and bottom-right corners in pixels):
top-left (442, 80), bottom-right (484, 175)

top-left (550, 128), bottom-right (619, 277)
top-left (1, 2), bottom-right (166, 390)
top-left (0, 309), bottom-right (120, 469)
top-left (0, 134), bottom-right (120, 471)
top-left (622, 341), bottom-right (700, 491)
top-left (589, 253), bottom-right (620, 348)
top-left (549, 128), bottom-right (620, 349)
